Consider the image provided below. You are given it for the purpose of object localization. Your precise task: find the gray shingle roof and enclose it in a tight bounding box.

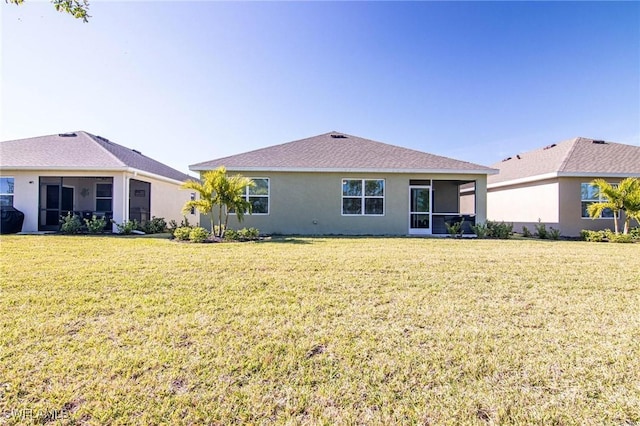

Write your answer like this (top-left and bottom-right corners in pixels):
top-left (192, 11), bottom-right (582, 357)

top-left (190, 131), bottom-right (496, 174)
top-left (0, 131), bottom-right (192, 182)
top-left (489, 137), bottom-right (640, 185)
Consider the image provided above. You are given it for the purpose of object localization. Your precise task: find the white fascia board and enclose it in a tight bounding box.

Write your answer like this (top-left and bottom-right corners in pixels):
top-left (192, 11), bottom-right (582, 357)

top-left (556, 171), bottom-right (640, 178)
top-left (0, 166), bottom-right (128, 172)
top-left (1, 166), bottom-right (191, 185)
top-left (190, 166), bottom-right (498, 175)
top-left (125, 168), bottom-right (191, 185)
top-left (489, 171), bottom-right (640, 189)
top-left (488, 172), bottom-right (560, 189)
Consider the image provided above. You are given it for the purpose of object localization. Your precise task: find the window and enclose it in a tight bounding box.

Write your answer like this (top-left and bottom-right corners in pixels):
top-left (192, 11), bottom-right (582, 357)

top-left (240, 178), bottom-right (269, 214)
top-left (190, 193), bottom-right (196, 215)
top-left (581, 182), bottom-right (617, 218)
top-left (0, 177), bottom-right (14, 207)
top-left (342, 179), bottom-right (384, 215)
top-left (96, 183), bottom-right (113, 212)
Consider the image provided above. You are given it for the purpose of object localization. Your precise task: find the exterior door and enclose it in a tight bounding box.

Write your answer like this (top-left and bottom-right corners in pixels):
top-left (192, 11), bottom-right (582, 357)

top-left (43, 185), bottom-right (74, 228)
top-left (409, 186), bottom-right (431, 235)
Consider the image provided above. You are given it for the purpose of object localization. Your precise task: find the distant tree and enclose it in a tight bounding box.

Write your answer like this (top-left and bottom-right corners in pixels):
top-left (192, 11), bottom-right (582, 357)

top-left (7, 0), bottom-right (90, 22)
top-left (587, 177), bottom-right (640, 235)
top-left (181, 166), bottom-right (254, 238)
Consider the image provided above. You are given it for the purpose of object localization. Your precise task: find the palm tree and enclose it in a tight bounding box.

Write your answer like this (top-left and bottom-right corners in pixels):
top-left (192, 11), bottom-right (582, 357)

top-left (587, 177), bottom-right (640, 234)
top-left (622, 179), bottom-right (640, 232)
top-left (181, 166), bottom-right (254, 237)
top-left (182, 170), bottom-right (220, 234)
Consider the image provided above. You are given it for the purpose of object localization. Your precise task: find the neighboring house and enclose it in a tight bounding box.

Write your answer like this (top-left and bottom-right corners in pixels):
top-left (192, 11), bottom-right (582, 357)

top-left (0, 131), bottom-right (197, 232)
top-left (190, 131), bottom-right (497, 236)
top-left (486, 137), bottom-right (640, 236)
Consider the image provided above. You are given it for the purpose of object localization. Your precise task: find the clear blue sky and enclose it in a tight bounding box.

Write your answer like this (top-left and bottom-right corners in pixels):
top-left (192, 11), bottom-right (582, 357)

top-left (2, 1), bottom-right (639, 176)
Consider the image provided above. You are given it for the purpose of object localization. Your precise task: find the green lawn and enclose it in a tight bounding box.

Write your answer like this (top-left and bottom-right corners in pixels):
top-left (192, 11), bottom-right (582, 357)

top-left (1, 236), bottom-right (639, 425)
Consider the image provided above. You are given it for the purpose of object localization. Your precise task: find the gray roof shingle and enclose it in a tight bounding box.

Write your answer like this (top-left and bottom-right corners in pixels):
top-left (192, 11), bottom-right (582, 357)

top-left (0, 131), bottom-right (192, 182)
top-left (488, 137), bottom-right (640, 185)
top-left (190, 131), bottom-right (496, 174)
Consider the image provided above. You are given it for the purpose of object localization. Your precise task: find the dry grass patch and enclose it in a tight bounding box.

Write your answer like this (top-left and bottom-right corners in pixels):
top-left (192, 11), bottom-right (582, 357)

top-left (1, 235), bottom-right (639, 424)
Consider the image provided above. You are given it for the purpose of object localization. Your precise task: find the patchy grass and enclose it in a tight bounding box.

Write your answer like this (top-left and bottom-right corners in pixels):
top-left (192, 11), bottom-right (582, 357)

top-left (1, 235), bottom-right (639, 425)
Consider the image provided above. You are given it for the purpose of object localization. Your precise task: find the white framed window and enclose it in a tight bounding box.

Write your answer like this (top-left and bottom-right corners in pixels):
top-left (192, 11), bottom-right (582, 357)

top-left (239, 178), bottom-right (269, 215)
top-left (95, 182), bottom-right (113, 212)
top-left (342, 179), bottom-right (385, 216)
top-left (581, 182), bottom-right (618, 219)
top-left (0, 177), bottom-right (14, 207)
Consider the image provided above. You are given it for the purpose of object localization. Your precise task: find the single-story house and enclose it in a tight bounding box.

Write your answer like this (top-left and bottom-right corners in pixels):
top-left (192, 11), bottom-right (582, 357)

top-left (485, 137), bottom-right (640, 236)
top-left (0, 131), bottom-right (197, 232)
top-left (190, 131), bottom-right (497, 236)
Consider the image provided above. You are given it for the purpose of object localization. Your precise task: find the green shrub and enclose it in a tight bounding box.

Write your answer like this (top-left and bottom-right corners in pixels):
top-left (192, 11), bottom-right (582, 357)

top-left (445, 220), bottom-right (464, 238)
top-left (521, 226), bottom-right (532, 238)
top-left (486, 220), bottom-right (513, 239)
top-left (238, 227), bottom-right (260, 241)
top-left (582, 230), bottom-right (606, 242)
top-left (115, 220), bottom-right (139, 235)
top-left (609, 233), bottom-right (633, 243)
top-left (140, 216), bottom-right (167, 234)
top-left (224, 229), bottom-right (239, 241)
top-left (534, 221), bottom-right (548, 239)
top-left (189, 227), bottom-right (209, 243)
top-left (548, 227), bottom-right (561, 240)
top-left (630, 227), bottom-right (640, 239)
top-left (59, 213), bottom-right (83, 234)
top-left (471, 222), bottom-right (488, 239)
top-left (173, 227), bottom-right (191, 241)
top-left (85, 215), bottom-right (107, 234)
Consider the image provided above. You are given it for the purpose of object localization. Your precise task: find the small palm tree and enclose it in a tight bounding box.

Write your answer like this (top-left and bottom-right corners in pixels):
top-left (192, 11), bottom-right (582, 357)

top-left (181, 166), bottom-right (254, 238)
top-left (623, 179), bottom-right (640, 232)
top-left (182, 170), bottom-right (220, 235)
top-left (587, 177), bottom-right (640, 234)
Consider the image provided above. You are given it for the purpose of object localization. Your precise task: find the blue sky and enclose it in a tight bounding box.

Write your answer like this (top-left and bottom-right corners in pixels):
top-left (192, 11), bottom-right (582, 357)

top-left (2, 1), bottom-right (639, 176)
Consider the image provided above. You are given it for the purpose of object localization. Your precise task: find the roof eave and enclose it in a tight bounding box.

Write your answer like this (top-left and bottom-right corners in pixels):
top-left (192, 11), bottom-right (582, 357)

top-left (190, 165), bottom-right (497, 175)
top-left (488, 171), bottom-right (640, 189)
top-left (0, 166), bottom-right (129, 172)
top-left (125, 168), bottom-right (193, 185)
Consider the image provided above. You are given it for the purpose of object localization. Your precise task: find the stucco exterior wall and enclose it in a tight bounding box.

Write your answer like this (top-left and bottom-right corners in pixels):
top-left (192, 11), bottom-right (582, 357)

top-left (129, 173), bottom-right (197, 226)
top-left (487, 179), bottom-right (559, 231)
top-left (559, 177), bottom-right (638, 236)
top-left (202, 171), bottom-right (488, 235)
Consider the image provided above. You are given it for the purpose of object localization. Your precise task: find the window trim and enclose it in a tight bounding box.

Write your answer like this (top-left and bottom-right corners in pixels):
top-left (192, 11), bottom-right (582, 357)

top-left (230, 177), bottom-right (270, 216)
top-left (580, 182), bottom-right (619, 219)
top-left (95, 182), bottom-right (113, 212)
top-left (341, 178), bottom-right (385, 216)
top-left (0, 176), bottom-right (15, 207)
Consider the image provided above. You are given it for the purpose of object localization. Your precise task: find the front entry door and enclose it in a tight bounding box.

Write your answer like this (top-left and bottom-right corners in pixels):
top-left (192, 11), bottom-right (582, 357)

top-left (409, 186), bottom-right (431, 235)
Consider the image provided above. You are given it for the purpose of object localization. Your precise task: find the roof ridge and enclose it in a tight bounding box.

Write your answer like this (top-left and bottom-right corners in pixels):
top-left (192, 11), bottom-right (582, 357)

top-left (557, 137), bottom-right (582, 172)
top-left (81, 131), bottom-right (128, 168)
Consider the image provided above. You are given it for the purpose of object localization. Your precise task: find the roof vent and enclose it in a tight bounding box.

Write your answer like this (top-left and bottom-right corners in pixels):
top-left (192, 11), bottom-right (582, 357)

top-left (132, 149), bottom-right (142, 155)
top-left (592, 140), bottom-right (606, 144)
top-left (330, 134), bottom-right (347, 139)
top-left (543, 143), bottom-right (556, 150)
top-left (502, 156), bottom-right (512, 162)
top-left (58, 132), bottom-right (77, 137)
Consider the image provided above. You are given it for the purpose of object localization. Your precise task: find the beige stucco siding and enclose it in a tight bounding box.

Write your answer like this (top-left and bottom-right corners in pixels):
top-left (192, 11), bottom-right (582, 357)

top-left (130, 173), bottom-right (197, 226)
top-left (487, 179), bottom-right (559, 225)
top-left (559, 177), bottom-right (638, 236)
top-left (208, 171), bottom-right (488, 235)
